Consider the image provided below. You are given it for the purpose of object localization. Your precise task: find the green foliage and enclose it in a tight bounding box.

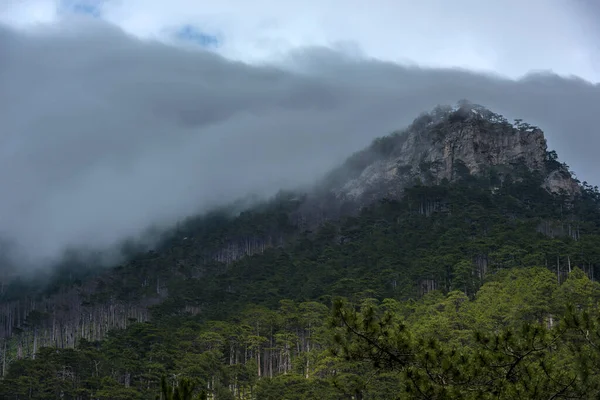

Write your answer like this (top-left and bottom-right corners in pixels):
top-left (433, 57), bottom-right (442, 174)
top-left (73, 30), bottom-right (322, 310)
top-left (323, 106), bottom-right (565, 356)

top-left (2, 165), bottom-right (600, 398)
top-left (330, 272), bottom-right (600, 399)
top-left (156, 376), bottom-right (204, 400)
top-left (5, 270), bottom-right (600, 398)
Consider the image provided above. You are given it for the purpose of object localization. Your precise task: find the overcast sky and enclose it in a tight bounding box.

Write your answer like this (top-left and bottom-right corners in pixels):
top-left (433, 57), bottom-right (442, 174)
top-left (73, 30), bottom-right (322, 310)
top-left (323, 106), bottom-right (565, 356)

top-left (0, 1), bottom-right (599, 269)
top-left (2, 0), bottom-right (600, 81)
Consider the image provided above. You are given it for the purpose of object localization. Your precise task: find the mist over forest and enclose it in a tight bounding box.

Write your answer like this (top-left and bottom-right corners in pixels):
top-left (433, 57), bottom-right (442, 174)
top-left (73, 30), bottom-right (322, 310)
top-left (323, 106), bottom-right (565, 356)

top-left (1, 21), bottom-right (599, 273)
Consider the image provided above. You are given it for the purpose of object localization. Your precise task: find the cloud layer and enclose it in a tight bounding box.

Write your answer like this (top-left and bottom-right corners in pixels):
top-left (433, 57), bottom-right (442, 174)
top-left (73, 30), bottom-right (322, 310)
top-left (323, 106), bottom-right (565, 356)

top-left (0, 21), bottom-right (599, 270)
top-left (2, 0), bottom-right (599, 82)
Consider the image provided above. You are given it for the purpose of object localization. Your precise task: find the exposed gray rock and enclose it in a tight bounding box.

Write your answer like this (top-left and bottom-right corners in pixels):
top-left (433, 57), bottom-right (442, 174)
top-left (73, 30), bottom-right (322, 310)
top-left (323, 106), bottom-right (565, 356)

top-left (325, 101), bottom-right (579, 206)
top-left (543, 169), bottom-right (581, 195)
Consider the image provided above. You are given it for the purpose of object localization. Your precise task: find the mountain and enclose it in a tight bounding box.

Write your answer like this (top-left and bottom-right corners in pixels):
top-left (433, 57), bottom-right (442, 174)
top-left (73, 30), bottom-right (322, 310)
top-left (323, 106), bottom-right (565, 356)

top-left (2, 102), bottom-right (600, 399)
top-left (299, 101), bottom-right (579, 225)
top-left (324, 101), bottom-right (579, 204)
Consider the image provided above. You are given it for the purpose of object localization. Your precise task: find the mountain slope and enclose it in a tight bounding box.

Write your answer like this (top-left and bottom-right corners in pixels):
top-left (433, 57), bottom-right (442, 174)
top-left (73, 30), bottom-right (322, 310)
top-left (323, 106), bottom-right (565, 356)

top-left (1, 102), bottom-right (600, 399)
top-left (0, 102), bottom-right (587, 335)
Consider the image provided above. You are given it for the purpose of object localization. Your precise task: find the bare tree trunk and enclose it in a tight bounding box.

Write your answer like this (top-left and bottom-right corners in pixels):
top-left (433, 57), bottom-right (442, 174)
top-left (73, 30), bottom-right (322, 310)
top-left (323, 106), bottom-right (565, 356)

top-left (269, 327), bottom-right (274, 378)
top-left (257, 350), bottom-right (261, 378)
top-left (17, 338), bottom-right (22, 360)
top-left (2, 339), bottom-right (6, 377)
top-left (32, 327), bottom-right (38, 360)
top-left (305, 323), bottom-right (311, 379)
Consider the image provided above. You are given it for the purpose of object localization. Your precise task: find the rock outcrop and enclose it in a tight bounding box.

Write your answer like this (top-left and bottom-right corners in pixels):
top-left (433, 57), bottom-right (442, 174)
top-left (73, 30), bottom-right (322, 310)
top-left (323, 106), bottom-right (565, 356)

top-left (323, 101), bottom-right (579, 207)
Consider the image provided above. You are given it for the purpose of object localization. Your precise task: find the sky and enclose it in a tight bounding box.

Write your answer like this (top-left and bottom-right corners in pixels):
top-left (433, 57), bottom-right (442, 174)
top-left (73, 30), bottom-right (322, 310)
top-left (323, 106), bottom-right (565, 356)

top-left (2, 0), bottom-right (600, 81)
top-left (0, 1), bottom-right (599, 270)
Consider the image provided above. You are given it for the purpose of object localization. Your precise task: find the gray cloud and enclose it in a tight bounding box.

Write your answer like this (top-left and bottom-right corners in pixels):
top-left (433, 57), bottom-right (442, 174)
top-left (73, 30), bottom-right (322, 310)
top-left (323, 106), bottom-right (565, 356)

top-left (1, 21), bottom-right (599, 270)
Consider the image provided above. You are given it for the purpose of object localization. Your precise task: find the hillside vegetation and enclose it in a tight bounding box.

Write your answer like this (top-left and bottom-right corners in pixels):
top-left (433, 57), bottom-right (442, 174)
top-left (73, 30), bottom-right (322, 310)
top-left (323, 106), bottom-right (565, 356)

top-left (2, 105), bottom-right (600, 399)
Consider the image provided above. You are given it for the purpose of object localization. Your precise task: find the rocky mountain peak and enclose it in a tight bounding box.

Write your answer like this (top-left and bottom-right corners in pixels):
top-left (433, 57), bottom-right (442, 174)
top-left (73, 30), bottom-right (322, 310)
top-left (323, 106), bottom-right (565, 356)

top-left (325, 101), bottom-right (579, 205)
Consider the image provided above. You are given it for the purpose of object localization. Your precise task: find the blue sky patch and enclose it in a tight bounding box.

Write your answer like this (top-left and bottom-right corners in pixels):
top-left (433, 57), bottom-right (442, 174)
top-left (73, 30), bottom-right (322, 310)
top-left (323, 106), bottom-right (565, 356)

top-left (175, 25), bottom-right (221, 48)
top-left (59, 0), bottom-right (103, 18)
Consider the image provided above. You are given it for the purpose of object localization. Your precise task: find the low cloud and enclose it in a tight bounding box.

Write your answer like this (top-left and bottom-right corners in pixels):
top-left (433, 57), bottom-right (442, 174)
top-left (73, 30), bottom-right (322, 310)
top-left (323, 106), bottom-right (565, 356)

top-left (0, 21), bottom-right (599, 271)
top-left (2, 1), bottom-right (599, 81)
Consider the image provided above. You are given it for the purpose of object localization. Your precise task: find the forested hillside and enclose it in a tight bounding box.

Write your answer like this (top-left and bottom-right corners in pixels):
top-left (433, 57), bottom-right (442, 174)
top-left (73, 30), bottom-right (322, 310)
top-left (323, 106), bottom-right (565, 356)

top-left (1, 105), bottom-right (600, 399)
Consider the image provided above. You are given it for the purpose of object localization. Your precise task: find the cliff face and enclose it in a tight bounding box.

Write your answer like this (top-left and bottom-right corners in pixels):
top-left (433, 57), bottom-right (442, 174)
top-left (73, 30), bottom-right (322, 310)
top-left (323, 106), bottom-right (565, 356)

top-left (326, 102), bottom-right (579, 206)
